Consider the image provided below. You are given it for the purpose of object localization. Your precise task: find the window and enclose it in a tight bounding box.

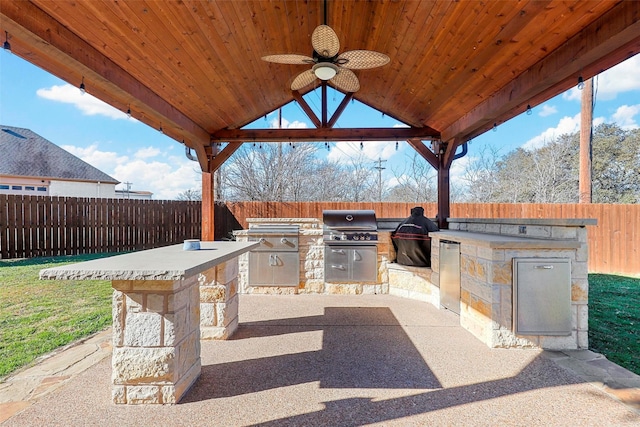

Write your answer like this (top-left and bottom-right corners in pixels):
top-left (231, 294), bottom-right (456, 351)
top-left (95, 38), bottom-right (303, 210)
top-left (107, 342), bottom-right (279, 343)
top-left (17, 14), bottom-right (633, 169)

top-left (0, 185), bottom-right (9, 190)
top-left (25, 186), bottom-right (35, 191)
top-left (37, 187), bottom-right (47, 192)
top-left (12, 185), bottom-right (22, 190)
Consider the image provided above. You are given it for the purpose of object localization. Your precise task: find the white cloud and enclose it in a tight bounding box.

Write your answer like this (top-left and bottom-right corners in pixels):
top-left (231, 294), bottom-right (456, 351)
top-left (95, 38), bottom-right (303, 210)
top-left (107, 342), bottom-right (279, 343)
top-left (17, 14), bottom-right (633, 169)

top-left (61, 143), bottom-right (201, 199)
top-left (612, 104), bottom-right (640, 130)
top-left (327, 141), bottom-right (399, 164)
top-left (61, 143), bottom-right (129, 173)
top-left (563, 55), bottom-right (640, 102)
top-left (538, 104), bottom-right (558, 117)
top-left (113, 159), bottom-right (201, 200)
top-left (522, 114), bottom-right (605, 150)
top-left (269, 117), bottom-right (308, 129)
top-left (134, 146), bottom-right (161, 159)
top-left (36, 84), bottom-right (132, 120)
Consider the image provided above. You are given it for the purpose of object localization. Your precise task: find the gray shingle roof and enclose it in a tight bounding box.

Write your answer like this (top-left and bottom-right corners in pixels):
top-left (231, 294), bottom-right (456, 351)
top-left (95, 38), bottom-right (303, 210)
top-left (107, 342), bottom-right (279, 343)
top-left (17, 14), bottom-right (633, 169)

top-left (0, 125), bottom-right (119, 184)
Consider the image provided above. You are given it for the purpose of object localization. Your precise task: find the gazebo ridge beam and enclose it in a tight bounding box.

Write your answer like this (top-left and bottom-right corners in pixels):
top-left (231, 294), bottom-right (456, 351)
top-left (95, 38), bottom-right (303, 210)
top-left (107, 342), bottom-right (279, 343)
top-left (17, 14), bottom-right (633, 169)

top-left (210, 127), bottom-right (440, 143)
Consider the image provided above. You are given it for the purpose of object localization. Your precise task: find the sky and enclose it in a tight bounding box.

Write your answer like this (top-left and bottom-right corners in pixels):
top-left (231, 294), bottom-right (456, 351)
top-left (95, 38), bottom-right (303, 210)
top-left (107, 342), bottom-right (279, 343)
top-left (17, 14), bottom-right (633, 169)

top-left (1, 47), bottom-right (639, 199)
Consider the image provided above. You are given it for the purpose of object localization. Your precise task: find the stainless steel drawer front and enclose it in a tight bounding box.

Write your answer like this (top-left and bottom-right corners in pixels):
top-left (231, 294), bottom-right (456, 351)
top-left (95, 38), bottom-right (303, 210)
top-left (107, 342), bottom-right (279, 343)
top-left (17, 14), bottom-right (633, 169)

top-left (324, 245), bottom-right (377, 283)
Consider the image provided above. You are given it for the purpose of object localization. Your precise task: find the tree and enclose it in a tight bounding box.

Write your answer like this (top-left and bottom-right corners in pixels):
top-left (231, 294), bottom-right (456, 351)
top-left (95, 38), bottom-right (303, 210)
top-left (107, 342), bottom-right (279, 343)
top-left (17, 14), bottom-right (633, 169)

top-left (176, 188), bottom-right (202, 201)
top-left (387, 152), bottom-right (437, 202)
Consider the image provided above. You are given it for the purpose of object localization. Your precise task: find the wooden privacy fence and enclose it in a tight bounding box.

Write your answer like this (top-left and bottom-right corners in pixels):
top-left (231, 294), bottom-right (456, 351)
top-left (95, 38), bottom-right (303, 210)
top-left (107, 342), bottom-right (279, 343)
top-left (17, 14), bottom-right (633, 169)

top-left (2, 197), bottom-right (638, 275)
top-left (223, 202), bottom-right (640, 275)
top-left (0, 195), bottom-right (201, 259)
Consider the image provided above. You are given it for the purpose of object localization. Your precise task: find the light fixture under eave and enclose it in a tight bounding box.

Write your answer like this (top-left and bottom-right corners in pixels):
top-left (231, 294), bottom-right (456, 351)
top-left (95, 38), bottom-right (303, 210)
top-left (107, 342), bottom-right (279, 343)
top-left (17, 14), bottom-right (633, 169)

top-left (126, 106), bottom-right (131, 118)
top-left (3, 31), bottom-right (11, 52)
top-left (577, 76), bottom-right (585, 90)
top-left (312, 63), bottom-right (338, 80)
top-left (79, 76), bottom-right (86, 94)
top-left (526, 104), bottom-right (532, 115)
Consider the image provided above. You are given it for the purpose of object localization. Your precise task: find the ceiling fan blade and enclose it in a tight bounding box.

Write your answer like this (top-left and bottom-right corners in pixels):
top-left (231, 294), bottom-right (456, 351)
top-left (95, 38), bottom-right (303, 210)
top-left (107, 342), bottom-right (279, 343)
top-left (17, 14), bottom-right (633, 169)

top-left (312, 25), bottom-right (340, 58)
top-left (337, 50), bottom-right (390, 70)
top-left (291, 70), bottom-right (317, 91)
top-left (330, 68), bottom-right (360, 93)
top-left (262, 54), bottom-right (315, 65)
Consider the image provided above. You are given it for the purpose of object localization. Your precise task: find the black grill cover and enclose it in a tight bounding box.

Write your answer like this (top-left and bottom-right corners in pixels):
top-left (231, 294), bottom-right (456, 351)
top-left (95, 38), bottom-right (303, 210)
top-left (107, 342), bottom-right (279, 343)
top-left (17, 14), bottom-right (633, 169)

top-left (392, 207), bottom-right (439, 267)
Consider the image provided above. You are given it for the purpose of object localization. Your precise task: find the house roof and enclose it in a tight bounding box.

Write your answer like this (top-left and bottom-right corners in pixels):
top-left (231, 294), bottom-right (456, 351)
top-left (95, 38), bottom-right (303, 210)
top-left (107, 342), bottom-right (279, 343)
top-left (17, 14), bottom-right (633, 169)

top-left (1, 1), bottom-right (639, 172)
top-left (0, 125), bottom-right (119, 184)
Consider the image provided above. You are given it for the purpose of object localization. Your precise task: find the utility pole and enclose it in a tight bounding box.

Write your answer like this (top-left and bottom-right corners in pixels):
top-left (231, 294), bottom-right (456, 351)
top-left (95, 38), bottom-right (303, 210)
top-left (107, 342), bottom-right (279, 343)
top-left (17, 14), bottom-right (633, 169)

top-left (579, 78), bottom-right (593, 203)
top-left (373, 157), bottom-right (387, 201)
top-left (123, 181), bottom-right (132, 199)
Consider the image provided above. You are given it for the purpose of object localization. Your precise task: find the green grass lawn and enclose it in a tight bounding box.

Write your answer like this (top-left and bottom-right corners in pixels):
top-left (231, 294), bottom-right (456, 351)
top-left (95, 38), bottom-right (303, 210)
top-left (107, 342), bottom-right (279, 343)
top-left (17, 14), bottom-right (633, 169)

top-left (0, 253), bottom-right (117, 379)
top-left (588, 273), bottom-right (640, 375)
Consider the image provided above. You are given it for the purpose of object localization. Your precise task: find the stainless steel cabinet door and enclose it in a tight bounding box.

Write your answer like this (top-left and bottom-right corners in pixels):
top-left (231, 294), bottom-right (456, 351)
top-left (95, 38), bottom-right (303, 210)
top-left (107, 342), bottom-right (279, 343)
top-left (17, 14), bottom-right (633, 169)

top-left (249, 252), bottom-right (272, 286)
top-left (514, 258), bottom-right (571, 335)
top-left (270, 252), bottom-right (299, 286)
top-left (351, 246), bottom-right (377, 282)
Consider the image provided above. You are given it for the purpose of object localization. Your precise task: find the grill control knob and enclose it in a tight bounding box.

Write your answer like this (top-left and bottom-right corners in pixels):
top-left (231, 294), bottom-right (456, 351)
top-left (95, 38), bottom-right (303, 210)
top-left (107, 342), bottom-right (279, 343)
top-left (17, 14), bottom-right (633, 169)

top-left (259, 238), bottom-right (266, 244)
top-left (281, 238), bottom-right (288, 244)
top-left (364, 233), bottom-right (371, 240)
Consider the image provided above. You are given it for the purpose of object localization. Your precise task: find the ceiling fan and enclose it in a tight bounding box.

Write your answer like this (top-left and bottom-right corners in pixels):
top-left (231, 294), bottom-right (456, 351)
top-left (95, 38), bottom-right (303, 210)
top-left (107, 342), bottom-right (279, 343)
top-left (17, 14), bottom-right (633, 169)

top-left (262, 24), bottom-right (390, 93)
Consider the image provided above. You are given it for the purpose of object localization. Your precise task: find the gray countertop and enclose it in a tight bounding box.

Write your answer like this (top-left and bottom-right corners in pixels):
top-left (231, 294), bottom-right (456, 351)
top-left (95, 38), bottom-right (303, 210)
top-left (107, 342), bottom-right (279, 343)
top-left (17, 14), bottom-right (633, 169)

top-left (431, 230), bottom-right (581, 249)
top-left (40, 241), bottom-right (259, 281)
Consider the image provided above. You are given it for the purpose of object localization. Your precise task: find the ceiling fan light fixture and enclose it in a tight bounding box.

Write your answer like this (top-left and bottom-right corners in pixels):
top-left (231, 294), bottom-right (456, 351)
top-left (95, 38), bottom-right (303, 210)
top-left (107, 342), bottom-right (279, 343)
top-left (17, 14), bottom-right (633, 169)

top-left (312, 63), bottom-right (338, 80)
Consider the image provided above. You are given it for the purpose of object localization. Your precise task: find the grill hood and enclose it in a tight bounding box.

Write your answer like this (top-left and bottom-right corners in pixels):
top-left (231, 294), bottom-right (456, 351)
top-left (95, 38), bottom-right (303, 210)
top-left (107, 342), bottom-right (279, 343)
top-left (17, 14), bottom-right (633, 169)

top-left (322, 210), bottom-right (377, 230)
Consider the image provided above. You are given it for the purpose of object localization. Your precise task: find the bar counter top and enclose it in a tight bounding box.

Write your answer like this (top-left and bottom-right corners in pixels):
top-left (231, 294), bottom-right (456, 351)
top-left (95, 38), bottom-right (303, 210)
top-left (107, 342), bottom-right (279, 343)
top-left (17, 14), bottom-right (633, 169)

top-left (40, 241), bottom-right (259, 281)
top-left (431, 230), bottom-right (581, 249)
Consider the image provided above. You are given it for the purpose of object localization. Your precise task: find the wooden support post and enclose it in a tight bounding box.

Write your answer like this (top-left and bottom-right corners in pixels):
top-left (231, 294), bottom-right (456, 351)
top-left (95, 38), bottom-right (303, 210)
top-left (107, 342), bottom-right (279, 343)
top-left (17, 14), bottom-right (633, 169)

top-left (201, 171), bottom-right (215, 241)
top-left (579, 78), bottom-right (593, 203)
top-left (437, 160), bottom-right (451, 230)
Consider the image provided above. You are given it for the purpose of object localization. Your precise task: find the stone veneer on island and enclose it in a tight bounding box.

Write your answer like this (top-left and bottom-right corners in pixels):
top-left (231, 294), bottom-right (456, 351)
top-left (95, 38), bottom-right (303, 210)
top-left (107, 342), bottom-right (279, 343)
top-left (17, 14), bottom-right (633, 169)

top-left (39, 241), bottom-right (258, 404)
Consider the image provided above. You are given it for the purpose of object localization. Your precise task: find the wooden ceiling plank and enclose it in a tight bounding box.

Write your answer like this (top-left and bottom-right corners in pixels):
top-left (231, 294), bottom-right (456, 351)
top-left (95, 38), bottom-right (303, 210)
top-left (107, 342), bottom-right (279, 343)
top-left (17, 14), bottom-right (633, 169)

top-left (44, 0), bottom-right (231, 131)
top-left (432, 0), bottom-right (617, 129)
top-left (1, 1), bottom-right (210, 146)
top-left (125, 1), bottom-right (235, 126)
top-left (382, 1), bottom-right (457, 125)
top-left (353, 0), bottom-right (408, 110)
top-left (211, 127), bottom-right (440, 143)
top-left (147, 1), bottom-right (249, 126)
top-left (441, 0), bottom-right (640, 142)
top-left (406, 1), bottom-right (522, 123)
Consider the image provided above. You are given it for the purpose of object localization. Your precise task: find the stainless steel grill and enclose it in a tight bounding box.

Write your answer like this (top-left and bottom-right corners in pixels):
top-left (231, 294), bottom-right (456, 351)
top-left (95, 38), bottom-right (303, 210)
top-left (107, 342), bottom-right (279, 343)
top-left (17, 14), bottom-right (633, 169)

top-left (322, 210), bottom-right (378, 244)
top-left (247, 225), bottom-right (299, 287)
top-left (322, 210), bottom-right (378, 283)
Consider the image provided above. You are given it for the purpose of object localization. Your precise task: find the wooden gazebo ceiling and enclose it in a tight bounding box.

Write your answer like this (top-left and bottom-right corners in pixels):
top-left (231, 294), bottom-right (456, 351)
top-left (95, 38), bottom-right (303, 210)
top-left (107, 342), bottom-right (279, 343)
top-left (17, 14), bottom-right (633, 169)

top-left (2, 1), bottom-right (640, 171)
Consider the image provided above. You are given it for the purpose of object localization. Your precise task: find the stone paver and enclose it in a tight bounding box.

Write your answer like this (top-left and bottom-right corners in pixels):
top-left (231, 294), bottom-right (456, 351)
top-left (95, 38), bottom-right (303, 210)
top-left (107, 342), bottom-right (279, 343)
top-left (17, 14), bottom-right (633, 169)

top-left (0, 329), bottom-right (111, 422)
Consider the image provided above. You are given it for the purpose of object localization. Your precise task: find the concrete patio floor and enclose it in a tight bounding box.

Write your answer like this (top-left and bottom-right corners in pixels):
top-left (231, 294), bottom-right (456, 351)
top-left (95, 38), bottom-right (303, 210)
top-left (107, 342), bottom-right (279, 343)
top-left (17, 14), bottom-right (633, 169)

top-left (2, 294), bottom-right (639, 426)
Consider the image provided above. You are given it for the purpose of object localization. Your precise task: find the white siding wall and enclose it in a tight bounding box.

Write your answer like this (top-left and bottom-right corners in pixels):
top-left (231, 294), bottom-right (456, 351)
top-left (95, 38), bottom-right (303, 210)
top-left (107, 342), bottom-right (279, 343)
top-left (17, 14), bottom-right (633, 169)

top-left (49, 180), bottom-right (117, 198)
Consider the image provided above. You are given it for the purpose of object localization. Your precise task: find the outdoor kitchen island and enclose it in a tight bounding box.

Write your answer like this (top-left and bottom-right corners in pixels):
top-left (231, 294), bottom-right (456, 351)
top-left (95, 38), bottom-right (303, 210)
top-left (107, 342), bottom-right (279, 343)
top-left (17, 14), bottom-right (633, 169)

top-left (39, 241), bottom-right (259, 404)
top-left (429, 218), bottom-right (596, 350)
